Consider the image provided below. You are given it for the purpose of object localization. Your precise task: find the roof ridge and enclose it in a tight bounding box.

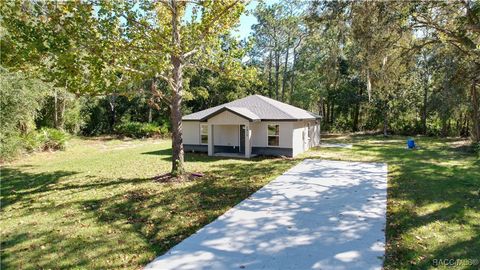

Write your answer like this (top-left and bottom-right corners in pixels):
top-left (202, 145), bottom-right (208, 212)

top-left (250, 95), bottom-right (293, 118)
top-left (255, 95), bottom-right (300, 118)
top-left (182, 94), bottom-right (319, 121)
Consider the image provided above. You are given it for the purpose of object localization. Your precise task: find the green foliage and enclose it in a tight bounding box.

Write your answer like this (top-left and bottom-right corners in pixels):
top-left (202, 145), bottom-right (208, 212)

top-left (63, 97), bottom-right (88, 135)
top-left (474, 142), bottom-right (480, 157)
top-left (36, 128), bottom-right (70, 151)
top-left (22, 128), bottom-right (70, 153)
top-left (0, 69), bottom-right (50, 160)
top-left (0, 132), bottom-right (23, 161)
top-left (115, 122), bottom-right (167, 138)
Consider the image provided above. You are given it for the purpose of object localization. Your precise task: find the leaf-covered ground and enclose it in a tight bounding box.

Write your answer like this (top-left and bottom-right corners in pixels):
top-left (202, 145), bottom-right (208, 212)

top-left (1, 135), bottom-right (478, 269)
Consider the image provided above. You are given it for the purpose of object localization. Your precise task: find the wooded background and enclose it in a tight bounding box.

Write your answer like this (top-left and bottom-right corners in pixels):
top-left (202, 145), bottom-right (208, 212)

top-left (1, 0), bottom-right (479, 168)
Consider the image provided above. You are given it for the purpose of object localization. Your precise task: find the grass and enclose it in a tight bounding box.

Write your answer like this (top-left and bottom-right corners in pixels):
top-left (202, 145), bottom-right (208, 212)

top-left (1, 135), bottom-right (479, 269)
top-left (306, 135), bottom-right (480, 270)
top-left (1, 137), bottom-right (298, 269)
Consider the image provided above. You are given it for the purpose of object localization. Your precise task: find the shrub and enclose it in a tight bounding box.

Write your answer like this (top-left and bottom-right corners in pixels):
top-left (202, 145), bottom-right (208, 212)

top-left (0, 132), bottom-right (23, 161)
top-left (0, 69), bottom-right (50, 160)
top-left (37, 128), bottom-right (70, 151)
top-left (474, 142), bottom-right (480, 157)
top-left (22, 131), bottom-right (42, 152)
top-left (115, 121), bottom-right (165, 138)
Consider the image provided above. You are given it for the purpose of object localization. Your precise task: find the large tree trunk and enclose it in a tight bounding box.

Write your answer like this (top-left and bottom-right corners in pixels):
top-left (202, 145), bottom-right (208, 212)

top-left (170, 0), bottom-right (185, 176)
top-left (471, 79), bottom-right (480, 143)
top-left (274, 49), bottom-right (280, 100)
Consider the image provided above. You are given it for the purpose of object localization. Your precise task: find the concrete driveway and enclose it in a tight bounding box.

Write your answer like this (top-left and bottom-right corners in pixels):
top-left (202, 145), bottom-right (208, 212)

top-left (145, 159), bottom-right (388, 270)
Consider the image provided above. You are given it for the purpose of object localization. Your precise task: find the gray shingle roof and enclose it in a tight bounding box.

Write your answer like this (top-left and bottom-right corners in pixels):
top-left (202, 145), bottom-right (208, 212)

top-left (183, 95), bottom-right (321, 121)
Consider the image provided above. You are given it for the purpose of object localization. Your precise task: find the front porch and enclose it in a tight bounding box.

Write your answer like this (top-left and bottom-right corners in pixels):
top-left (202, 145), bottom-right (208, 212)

top-left (207, 123), bottom-right (253, 158)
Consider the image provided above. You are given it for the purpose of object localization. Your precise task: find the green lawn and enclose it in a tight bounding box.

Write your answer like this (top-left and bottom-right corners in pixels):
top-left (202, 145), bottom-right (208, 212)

top-left (307, 135), bottom-right (480, 270)
top-left (1, 135), bottom-right (479, 269)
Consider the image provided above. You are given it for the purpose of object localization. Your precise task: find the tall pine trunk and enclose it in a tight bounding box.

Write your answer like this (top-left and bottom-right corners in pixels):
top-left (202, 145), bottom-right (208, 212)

top-left (170, 0), bottom-right (185, 176)
top-left (281, 38), bottom-right (290, 102)
top-left (274, 49), bottom-right (280, 100)
top-left (289, 47), bottom-right (297, 104)
top-left (267, 50), bottom-right (273, 98)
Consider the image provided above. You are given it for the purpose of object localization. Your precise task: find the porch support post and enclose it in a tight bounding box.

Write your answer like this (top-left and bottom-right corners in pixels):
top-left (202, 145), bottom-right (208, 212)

top-left (208, 124), bottom-right (214, 156)
top-left (245, 122), bottom-right (252, 158)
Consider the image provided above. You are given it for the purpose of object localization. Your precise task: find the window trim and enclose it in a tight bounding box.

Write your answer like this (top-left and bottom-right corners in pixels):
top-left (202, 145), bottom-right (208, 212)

top-left (267, 124), bottom-right (280, 147)
top-left (200, 124), bottom-right (208, 145)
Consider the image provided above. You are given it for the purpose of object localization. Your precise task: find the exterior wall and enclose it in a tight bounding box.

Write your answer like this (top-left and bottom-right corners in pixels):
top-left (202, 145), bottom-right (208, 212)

top-left (292, 120), bottom-right (321, 156)
top-left (183, 121), bottom-right (200, 145)
top-left (250, 121), bottom-right (293, 148)
top-left (309, 120), bottom-right (321, 147)
top-left (207, 111), bottom-right (249, 125)
top-left (182, 117), bottom-right (319, 158)
top-left (292, 123), bottom-right (305, 157)
top-left (213, 125), bottom-right (239, 147)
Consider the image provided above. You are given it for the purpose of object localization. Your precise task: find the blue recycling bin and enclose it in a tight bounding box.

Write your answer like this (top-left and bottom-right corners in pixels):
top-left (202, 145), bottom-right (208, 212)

top-left (407, 139), bottom-right (415, 149)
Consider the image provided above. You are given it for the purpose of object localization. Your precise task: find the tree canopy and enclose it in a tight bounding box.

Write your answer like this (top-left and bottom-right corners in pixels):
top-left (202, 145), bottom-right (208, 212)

top-left (1, 0), bottom-right (479, 162)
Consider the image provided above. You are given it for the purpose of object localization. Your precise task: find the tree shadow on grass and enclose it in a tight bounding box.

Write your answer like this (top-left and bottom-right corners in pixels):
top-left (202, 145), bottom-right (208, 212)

top-left (141, 148), bottom-right (287, 164)
top-left (309, 137), bottom-right (479, 269)
top-left (141, 148), bottom-right (173, 157)
top-left (384, 159), bottom-right (480, 269)
top-left (78, 158), bottom-right (297, 267)
top-left (343, 139), bottom-right (480, 269)
top-left (0, 168), bottom-right (78, 209)
top-left (1, 149), bottom-right (297, 269)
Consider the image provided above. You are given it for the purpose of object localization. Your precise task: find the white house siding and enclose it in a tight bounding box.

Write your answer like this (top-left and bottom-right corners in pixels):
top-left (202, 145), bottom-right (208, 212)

top-left (250, 122), bottom-right (293, 148)
top-left (207, 111), bottom-right (249, 125)
top-left (183, 121), bottom-right (200, 144)
top-left (292, 120), bottom-right (321, 156)
top-left (182, 117), bottom-right (320, 157)
top-left (292, 124), bottom-right (305, 157)
top-left (213, 125), bottom-right (239, 147)
top-left (309, 121), bottom-right (321, 147)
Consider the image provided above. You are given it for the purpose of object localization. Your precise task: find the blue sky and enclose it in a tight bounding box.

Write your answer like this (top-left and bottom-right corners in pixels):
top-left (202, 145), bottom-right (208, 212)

top-left (233, 1), bottom-right (259, 40)
top-left (185, 1), bottom-right (261, 40)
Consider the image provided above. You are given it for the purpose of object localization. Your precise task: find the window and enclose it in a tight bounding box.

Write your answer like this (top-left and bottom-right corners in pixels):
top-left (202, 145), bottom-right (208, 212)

top-left (200, 124), bottom-right (208, 144)
top-left (268, 124), bottom-right (279, 146)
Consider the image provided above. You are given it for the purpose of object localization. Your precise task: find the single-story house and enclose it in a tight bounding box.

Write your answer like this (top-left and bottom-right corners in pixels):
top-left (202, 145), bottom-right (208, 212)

top-left (182, 94), bottom-right (321, 158)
